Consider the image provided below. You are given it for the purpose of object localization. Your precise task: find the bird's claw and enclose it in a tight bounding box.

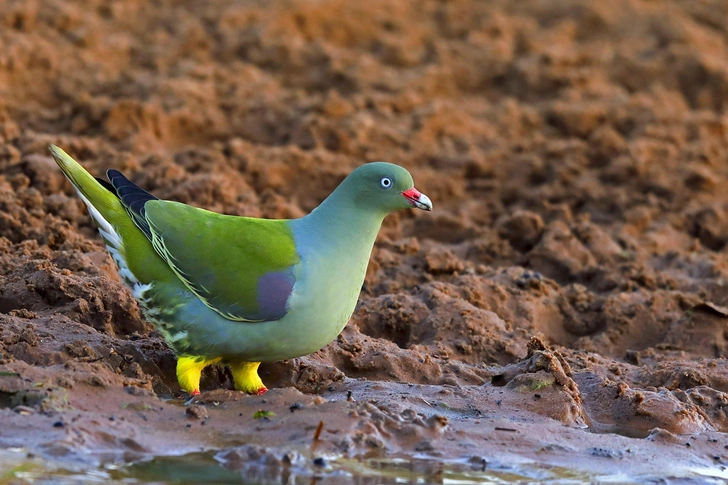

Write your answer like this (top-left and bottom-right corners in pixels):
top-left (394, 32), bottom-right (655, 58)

top-left (181, 389), bottom-right (200, 406)
top-left (256, 387), bottom-right (268, 396)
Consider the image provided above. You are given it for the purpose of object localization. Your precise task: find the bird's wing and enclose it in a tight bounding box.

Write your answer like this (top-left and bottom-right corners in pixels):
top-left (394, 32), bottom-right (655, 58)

top-left (141, 200), bottom-right (299, 322)
top-left (106, 169), bottom-right (158, 239)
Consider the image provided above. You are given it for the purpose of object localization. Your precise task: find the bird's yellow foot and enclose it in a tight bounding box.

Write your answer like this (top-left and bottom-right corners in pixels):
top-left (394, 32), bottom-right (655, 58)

top-left (230, 361), bottom-right (267, 395)
top-left (176, 355), bottom-right (220, 395)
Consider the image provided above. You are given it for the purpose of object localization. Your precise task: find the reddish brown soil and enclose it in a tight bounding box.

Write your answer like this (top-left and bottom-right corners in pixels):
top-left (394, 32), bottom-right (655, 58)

top-left (2, 0), bottom-right (728, 481)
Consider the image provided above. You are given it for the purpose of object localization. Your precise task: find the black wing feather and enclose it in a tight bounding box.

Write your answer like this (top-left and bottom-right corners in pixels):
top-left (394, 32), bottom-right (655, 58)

top-left (107, 169), bottom-right (158, 239)
top-left (96, 177), bottom-right (118, 196)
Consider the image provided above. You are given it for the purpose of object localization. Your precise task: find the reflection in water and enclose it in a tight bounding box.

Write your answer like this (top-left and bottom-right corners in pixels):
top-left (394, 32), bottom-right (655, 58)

top-left (2, 448), bottom-right (726, 484)
top-left (115, 451), bottom-right (599, 484)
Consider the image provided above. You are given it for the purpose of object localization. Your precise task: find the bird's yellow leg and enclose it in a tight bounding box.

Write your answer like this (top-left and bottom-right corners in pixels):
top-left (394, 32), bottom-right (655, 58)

top-left (230, 361), bottom-right (267, 395)
top-left (176, 356), bottom-right (221, 396)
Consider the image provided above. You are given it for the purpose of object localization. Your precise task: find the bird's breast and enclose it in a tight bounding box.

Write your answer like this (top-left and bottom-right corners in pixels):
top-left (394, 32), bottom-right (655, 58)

top-left (285, 237), bottom-right (370, 340)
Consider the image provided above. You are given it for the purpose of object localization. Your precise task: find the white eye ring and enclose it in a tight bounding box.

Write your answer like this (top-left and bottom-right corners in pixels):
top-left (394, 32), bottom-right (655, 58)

top-left (380, 177), bottom-right (393, 189)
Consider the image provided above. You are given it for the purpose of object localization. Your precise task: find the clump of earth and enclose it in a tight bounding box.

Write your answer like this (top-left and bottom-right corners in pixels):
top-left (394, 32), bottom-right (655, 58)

top-left (1, 0), bottom-right (727, 481)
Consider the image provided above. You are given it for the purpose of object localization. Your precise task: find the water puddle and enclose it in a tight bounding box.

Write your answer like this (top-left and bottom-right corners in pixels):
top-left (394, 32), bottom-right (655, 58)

top-left (2, 448), bottom-right (725, 484)
top-left (0, 448), bottom-right (600, 484)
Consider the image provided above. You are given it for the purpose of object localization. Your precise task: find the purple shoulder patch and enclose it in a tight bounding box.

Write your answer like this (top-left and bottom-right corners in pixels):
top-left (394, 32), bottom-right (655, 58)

top-left (256, 270), bottom-right (295, 320)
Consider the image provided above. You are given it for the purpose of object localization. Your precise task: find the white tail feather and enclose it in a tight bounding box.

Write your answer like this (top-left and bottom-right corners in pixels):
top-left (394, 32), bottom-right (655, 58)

top-left (75, 189), bottom-right (141, 288)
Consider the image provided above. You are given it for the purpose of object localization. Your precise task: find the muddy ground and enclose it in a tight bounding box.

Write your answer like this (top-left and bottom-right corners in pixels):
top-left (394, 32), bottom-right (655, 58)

top-left (2, 0), bottom-right (728, 482)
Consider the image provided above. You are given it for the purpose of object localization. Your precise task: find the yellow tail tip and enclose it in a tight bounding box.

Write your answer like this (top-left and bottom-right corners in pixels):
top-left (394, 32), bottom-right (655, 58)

top-left (48, 144), bottom-right (64, 158)
top-left (48, 144), bottom-right (75, 171)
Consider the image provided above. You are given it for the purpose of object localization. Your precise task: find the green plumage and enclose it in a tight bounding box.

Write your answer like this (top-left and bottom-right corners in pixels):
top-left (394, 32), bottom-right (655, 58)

top-left (49, 144), bottom-right (432, 396)
top-left (145, 201), bottom-right (299, 322)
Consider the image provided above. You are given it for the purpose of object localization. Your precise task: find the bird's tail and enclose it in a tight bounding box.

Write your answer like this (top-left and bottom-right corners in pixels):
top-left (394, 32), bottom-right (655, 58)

top-left (50, 145), bottom-right (127, 245)
top-left (49, 145), bottom-right (143, 286)
top-left (50, 145), bottom-right (121, 223)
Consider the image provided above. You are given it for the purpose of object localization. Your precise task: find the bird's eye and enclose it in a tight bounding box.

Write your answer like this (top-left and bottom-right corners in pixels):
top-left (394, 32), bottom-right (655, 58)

top-left (380, 177), bottom-right (393, 189)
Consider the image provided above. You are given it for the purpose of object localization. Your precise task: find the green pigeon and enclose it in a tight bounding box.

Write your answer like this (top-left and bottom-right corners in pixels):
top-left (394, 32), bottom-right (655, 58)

top-left (49, 145), bottom-right (432, 396)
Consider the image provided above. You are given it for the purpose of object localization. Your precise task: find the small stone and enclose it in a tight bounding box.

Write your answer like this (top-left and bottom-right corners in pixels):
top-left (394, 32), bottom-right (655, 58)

top-left (185, 404), bottom-right (208, 420)
top-left (124, 386), bottom-right (155, 397)
top-left (19, 326), bottom-right (39, 347)
top-left (13, 405), bottom-right (35, 415)
top-left (425, 414), bottom-right (448, 428)
top-left (87, 375), bottom-right (110, 388)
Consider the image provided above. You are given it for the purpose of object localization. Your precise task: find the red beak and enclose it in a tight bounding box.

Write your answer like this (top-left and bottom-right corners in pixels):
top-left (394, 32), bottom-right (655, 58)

top-left (401, 187), bottom-right (432, 211)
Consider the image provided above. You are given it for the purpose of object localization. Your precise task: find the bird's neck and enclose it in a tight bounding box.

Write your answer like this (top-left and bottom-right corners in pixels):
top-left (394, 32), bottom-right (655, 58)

top-left (299, 188), bottom-right (386, 257)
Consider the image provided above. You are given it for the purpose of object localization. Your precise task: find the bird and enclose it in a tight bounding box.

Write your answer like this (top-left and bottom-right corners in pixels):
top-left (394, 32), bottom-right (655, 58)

top-left (49, 145), bottom-right (432, 396)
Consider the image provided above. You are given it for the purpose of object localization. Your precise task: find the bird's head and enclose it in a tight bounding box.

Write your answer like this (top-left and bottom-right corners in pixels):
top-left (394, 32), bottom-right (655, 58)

top-left (340, 162), bottom-right (432, 215)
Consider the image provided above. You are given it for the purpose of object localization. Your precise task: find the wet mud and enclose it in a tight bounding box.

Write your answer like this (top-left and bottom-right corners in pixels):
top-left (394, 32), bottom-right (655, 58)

top-left (1, 0), bottom-right (728, 481)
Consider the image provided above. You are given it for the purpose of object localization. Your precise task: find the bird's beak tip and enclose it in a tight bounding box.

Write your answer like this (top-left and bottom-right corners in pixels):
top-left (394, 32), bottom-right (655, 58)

top-left (402, 187), bottom-right (433, 211)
